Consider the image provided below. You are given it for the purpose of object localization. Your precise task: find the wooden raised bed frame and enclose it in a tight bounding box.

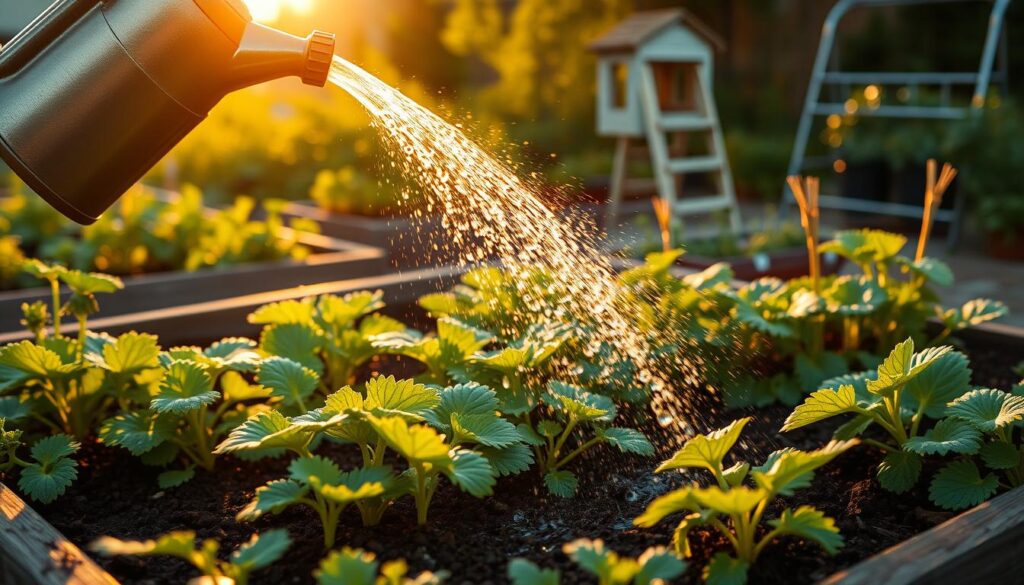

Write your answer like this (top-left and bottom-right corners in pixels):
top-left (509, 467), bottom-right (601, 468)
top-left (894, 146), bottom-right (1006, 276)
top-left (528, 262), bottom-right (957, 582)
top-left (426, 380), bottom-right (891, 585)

top-left (0, 265), bottom-right (1022, 584)
top-left (0, 229), bottom-right (388, 335)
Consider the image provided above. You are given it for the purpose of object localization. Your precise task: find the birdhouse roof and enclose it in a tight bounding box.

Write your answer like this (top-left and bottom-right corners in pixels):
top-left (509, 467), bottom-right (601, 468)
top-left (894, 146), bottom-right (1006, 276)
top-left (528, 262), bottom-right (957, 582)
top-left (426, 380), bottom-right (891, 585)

top-left (588, 9), bottom-right (725, 54)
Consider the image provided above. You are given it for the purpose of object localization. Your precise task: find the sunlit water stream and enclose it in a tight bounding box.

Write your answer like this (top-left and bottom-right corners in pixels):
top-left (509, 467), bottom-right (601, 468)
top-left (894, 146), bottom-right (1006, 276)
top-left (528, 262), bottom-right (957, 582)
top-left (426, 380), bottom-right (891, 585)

top-left (329, 56), bottom-right (724, 435)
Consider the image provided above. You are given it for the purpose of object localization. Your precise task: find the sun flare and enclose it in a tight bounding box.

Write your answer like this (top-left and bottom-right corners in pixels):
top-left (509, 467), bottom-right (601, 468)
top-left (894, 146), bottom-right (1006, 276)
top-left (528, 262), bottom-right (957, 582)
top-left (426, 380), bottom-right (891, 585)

top-left (243, 0), bottom-right (314, 22)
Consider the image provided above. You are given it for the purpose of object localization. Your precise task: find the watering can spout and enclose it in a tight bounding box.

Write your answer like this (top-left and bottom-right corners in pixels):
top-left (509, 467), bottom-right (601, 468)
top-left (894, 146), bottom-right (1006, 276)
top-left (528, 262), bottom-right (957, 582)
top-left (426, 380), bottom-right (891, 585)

top-left (0, 0), bottom-right (337, 225)
top-left (231, 22), bottom-right (335, 89)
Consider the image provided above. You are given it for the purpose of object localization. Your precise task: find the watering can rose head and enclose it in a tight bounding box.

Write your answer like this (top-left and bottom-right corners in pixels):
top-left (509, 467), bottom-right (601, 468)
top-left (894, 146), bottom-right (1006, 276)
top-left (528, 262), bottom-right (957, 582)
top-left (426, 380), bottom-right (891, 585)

top-left (0, 0), bottom-right (335, 225)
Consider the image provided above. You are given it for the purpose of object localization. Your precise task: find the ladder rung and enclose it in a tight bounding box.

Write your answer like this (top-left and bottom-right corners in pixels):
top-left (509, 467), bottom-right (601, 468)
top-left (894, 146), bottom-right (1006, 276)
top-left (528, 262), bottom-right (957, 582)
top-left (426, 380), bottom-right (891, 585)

top-left (815, 195), bottom-right (956, 222)
top-left (657, 113), bottom-right (714, 131)
top-left (667, 156), bottom-right (722, 174)
top-left (821, 71), bottom-right (981, 85)
top-left (673, 195), bottom-right (733, 214)
top-left (812, 104), bottom-right (967, 120)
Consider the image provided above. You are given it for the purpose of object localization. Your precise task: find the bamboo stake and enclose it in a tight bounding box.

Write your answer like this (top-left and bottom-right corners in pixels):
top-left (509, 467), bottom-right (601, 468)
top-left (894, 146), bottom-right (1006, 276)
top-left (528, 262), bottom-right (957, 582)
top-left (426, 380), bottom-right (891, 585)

top-left (788, 175), bottom-right (821, 294)
top-left (915, 159), bottom-right (958, 262)
top-left (652, 196), bottom-right (673, 253)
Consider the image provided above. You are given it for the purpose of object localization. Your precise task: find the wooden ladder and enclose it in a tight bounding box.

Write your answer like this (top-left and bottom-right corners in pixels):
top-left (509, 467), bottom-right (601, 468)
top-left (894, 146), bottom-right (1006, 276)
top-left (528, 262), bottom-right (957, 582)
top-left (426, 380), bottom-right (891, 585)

top-left (606, 59), bottom-right (741, 233)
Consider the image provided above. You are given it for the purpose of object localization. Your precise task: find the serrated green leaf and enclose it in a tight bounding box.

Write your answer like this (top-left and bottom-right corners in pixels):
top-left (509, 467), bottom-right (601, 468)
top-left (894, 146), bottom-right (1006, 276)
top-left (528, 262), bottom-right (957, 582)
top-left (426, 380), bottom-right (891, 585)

top-left (365, 376), bottom-right (439, 419)
top-left (214, 410), bottom-right (310, 455)
top-left (315, 547), bottom-right (379, 585)
top-left (602, 428), bottom-right (654, 456)
top-left (289, 455), bottom-right (343, 487)
top-left (517, 423), bottom-right (545, 446)
top-left (260, 323), bottom-right (324, 374)
top-left (88, 332), bottom-right (161, 374)
top-left (980, 442), bottom-right (1021, 470)
top-left (99, 410), bottom-right (174, 455)
top-left (868, 340), bottom-right (949, 396)
top-left (904, 418), bottom-right (981, 456)
top-left (563, 539), bottom-right (615, 576)
top-left (782, 386), bottom-right (858, 432)
top-left (30, 434), bottom-right (79, 463)
top-left (60, 270), bottom-right (122, 295)
top-left (232, 529), bottom-right (291, 571)
top-left (753, 440), bottom-right (857, 496)
top-left (151, 361), bottom-right (218, 415)
top-left (427, 383), bottom-right (498, 428)
top-left (157, 467), bottom-right (195, 489)
top-left (703, 552), bottom-right (749, 585)
top-left (929, 459), bottom-right (999, 510)
top-left (451, 413), bottom-right (520, 448)
top-left (899, 257), bottom-right (953, 286)
top-left (683, 262), bottom-right (733, 290)
top-left (693, 486), bottom-right (767, 516)
top-left (478, 444), bottom-right (534, 476)
top-left (634, 549), bottom-right (684, 581)
top-left (942, 299), bottom-right (1008, 331)
top-left (825, 276), bottom-right (886, 315)
top-left (258, 357), bottom-right (319, 409)
top-left (445, 448), bottom-right (496, 496)
top-left (877, 450), bottom-right (922, 493)
top-left (0, 396), bottom-right (34, 421)
top-left (248, 300), bottom-right (315, 325)
top-left (903, 350), bottom-right (971, 418)
top-left (238, 479), bottom-right (309, 521)
top-left (657, 418), bottom-right (750, 473)
top-left (948, 389), bottom-right (1024, 432)
top-left (536, 420), bottom-right (564, 438)
top-left (368, 416), bottom-right (451, 466)
top-left (634, 488), bottom-right (698, 528)
top-left (768, 506), bottom-right (843, 554)
top-left (508, 559), bottom-right (560, 585)
top-left (90, 531), bottom-right (196, 559)
top-left (0, 341), bottom-right (72, 390)
top-left (544, 470), bottom-right (578, 497)
top-left (19, 457), bottom-right (77, 504)
top-left (545, 381), bottom-right (616, 422)
top-left (318, 466), bottom-right (392, 504)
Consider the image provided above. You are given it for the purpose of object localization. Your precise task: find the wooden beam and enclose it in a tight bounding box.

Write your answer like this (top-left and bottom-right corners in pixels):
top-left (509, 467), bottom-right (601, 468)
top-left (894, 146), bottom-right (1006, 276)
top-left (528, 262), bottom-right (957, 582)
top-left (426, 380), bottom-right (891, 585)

top-left (0, 483), bottom-right (118, 585)
top-left (824, 485), bottom-right (1024, 584)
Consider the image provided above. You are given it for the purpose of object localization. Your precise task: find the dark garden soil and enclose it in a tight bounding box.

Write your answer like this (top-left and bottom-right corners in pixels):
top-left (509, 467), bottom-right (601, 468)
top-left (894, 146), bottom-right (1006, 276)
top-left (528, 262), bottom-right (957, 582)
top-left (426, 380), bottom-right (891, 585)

top-left (18, 342), bottom-right (1024, 585)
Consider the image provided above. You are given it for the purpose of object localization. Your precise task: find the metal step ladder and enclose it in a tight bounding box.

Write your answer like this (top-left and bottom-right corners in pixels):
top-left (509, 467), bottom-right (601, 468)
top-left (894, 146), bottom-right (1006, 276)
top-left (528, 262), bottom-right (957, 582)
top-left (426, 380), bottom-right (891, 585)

top-left (606, 59), bottom-right (741, 233)
top-left (784, 0), bottom-right (1012, 247)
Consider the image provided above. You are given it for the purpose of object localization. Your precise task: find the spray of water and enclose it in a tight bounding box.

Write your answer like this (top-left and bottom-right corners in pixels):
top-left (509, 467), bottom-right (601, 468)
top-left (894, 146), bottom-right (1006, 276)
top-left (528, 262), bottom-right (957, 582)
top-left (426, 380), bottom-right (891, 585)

top-left (329, 56), bottom-right (718, 439)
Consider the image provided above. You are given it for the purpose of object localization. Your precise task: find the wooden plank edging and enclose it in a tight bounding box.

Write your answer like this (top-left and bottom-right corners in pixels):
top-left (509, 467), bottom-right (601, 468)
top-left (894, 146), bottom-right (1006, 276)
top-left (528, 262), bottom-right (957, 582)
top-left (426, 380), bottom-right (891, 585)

top-left (0, 483), bottom-right (117, 585)
top-left (823, 484), bottom-right (1024, 584)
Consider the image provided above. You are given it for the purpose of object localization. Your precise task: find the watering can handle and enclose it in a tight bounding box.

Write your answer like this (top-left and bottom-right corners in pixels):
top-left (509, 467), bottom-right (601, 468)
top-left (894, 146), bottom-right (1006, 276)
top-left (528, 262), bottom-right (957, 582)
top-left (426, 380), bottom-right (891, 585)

top-left (0, 0), bottom-right (101, 77)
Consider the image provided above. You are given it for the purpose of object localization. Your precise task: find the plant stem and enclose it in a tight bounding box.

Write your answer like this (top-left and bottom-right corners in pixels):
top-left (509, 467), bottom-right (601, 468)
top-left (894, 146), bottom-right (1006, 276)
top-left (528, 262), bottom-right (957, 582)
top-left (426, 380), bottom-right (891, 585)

top-left (554, 436), bottom-right (604, 470)
top-left (50, 279), bottom-right (61, 337)
top-left (414, 465), bottom-right (429, 525)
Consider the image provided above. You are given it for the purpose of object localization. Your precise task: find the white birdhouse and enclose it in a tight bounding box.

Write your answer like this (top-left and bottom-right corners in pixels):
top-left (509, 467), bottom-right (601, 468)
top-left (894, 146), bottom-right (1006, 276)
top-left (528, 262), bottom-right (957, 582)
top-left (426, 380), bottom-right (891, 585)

top-left (590, 9), bottom-right (740, 232)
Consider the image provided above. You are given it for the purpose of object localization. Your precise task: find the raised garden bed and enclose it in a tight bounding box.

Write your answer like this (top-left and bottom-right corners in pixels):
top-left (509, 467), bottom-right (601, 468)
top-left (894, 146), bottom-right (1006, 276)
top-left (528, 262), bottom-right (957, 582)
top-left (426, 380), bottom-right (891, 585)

top-left (0, 230), bottom-right (387, 335)
top-left (0, 321), bottom-right (1020, 584)
top-left (0, 264), bottom-right (464, 346)
top-left (277, 201), bottom-right (459, 268)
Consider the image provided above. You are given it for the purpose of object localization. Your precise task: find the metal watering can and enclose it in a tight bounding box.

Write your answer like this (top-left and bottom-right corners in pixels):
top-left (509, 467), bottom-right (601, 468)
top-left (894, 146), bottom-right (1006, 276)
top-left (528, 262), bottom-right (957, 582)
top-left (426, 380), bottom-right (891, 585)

top-left (0, 0), bottom-right (335, 224)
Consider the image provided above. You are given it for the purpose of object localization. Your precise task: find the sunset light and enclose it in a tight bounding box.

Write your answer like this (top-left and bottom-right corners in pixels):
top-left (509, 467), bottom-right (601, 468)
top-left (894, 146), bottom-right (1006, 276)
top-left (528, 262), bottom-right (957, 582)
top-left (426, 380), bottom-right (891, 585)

top-left (244, 0), bottom-right (314, 22)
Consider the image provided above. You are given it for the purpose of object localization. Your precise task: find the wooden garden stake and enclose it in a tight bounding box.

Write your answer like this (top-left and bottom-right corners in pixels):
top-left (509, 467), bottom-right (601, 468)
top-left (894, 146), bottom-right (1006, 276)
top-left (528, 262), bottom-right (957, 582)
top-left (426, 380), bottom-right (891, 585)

top-left (652, 196), bottom-right (673, 253)
top-left (788, 175), bottom-right (821, 294)
top-left (788, 175), bottom-right (824, 356)
top-left (915, 159), bottom-right (958, 262)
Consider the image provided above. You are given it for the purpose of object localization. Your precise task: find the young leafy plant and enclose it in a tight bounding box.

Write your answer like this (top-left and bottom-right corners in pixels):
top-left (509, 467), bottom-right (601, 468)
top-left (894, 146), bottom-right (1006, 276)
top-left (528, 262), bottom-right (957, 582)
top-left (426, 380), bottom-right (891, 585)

top-left (249, 291), bottom-right (409, 390)
top-left (99, 339), bottom-right (269, 487)
top-left (0, 418), bottom-right (79, 504)
top-left (218, 376), bottom-right (499, 540)
top-left (509, 539), bottom-right (686, 585)
top-left (316, 547), bottom-right (447, 585)
top-left (0, 285), bottom-right (161, 439)
top-left (783, 337), bottom-right (975, 494)
top-left (371, 317), bottom-right (493, 385)
top-left (926, 387), bottom-right (1024, 509)
top-left (635, 418), bottom-right (856, 585)
top-left (91, 529), bottom-right (290, 585)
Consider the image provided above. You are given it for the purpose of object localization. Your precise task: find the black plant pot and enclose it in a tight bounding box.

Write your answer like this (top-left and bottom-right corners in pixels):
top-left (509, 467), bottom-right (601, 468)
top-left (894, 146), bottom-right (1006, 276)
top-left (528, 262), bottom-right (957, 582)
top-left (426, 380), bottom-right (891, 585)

top-left (841, 159), bottom-right (890, 201)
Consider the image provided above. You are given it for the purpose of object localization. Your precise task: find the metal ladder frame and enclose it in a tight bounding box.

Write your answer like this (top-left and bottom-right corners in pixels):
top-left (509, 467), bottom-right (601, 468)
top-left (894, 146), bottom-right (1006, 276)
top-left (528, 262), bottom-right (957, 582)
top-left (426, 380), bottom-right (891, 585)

top-left (606, 57), bottom-right (741, 233)
top-left (783, 0), bottom-right (1012, 246)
